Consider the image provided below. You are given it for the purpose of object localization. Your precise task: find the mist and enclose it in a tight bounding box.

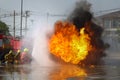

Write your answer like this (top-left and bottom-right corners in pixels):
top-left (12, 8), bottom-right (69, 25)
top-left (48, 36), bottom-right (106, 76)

top-left (21, 20), bottom-right (58, 66)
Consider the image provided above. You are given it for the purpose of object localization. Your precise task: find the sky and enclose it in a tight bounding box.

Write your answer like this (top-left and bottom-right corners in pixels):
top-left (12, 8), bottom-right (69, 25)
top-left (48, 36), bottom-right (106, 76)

top-left (0, 0), bottom-right (120, 13)
top-left (0, 0), bottom-right (120, 36)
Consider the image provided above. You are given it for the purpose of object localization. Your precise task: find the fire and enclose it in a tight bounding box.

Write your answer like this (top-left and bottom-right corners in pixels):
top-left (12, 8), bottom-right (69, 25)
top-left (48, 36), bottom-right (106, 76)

top-left (49, 21), bottom-right (92, 64)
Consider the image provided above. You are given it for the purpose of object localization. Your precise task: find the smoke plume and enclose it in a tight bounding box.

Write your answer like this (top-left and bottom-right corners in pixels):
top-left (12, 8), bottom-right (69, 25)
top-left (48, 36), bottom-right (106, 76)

top-left (67, 0), bottom-right (108, 65)
top-left (49, 0), bottom-right (109, 65)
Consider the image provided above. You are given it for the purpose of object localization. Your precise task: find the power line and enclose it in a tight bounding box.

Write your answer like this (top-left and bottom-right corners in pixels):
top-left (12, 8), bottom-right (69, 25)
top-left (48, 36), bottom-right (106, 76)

top-left (0, 11), bottom-right (27, 18)
top-left (0, 8), bottom-right (12, 13)
top-left (0, 10), bottom-right (30, 37)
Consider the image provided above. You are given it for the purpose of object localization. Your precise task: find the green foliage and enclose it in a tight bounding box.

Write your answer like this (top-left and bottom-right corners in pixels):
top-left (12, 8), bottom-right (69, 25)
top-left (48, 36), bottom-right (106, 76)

top-left (0, 21), bottom-right (10, 35)
top-left (0, 21), bottom-right (12, 49)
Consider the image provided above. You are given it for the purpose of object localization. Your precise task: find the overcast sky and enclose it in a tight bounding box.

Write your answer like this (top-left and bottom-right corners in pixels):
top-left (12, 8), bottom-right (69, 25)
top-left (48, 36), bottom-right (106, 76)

top-left (0, 0), bottom-right (120, 14)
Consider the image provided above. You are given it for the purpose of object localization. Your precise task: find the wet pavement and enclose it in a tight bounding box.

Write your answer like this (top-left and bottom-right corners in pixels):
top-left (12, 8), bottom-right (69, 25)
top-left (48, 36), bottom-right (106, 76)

top-left (0, 65), bottom-right (119, 80)
top-left (0, 51), bottom-right (120, 80)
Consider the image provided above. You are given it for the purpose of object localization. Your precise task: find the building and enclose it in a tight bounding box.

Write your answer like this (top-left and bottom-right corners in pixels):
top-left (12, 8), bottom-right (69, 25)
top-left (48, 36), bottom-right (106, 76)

top-left (97, 11), bottom-right (120, 51)
top-left (97, 10), bottom-right (120, 37)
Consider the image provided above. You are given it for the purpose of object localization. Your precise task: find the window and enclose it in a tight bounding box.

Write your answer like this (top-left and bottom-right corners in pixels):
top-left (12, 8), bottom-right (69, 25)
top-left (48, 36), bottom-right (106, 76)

top-left (112, 19), bottom-right (120, 28)
top-left (104, 19), bottom-right (111, 28)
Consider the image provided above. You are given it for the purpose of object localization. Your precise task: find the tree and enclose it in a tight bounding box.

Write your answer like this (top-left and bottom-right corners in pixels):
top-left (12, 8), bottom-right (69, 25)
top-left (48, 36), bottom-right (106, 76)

top-left (0, 21), bottom-right (12, 49)
top-left (0, 21), bottom-right (10, 36)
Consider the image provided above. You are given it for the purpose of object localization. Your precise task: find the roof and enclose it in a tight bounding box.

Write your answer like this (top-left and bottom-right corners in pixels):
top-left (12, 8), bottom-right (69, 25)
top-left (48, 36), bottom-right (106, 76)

top-left (98, 10), bottom-right (120, 19)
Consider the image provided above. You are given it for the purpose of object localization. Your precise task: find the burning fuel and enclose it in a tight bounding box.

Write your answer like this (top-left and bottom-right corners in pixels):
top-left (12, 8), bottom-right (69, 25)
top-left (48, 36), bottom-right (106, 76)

top-left (49, 21), bottom-right (92, 64)
top-left (48, 1), bottom-right (109, 65)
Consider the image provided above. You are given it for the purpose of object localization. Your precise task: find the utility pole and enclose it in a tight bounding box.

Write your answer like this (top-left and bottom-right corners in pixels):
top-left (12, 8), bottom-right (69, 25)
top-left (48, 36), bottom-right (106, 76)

top-left (13, 10), bottom-right (15, 38)
top-left (20, 0), bottom-right (23, 38)
top-left (25, 11), bottom-right (30, 35)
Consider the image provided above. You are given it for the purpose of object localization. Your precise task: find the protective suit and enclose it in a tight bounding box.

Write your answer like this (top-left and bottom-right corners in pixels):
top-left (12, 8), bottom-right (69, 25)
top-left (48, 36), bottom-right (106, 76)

top-left (20, 48), bottom-right (32, 64)
top-left (4, 50), bottom-right (14, 64)
top-left (14, 50), bottom-right (21, 64)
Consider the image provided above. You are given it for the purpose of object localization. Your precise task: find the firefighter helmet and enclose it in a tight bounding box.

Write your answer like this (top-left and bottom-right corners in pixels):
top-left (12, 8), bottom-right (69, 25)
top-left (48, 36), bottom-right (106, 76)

top-left (24, 48), bottom-right (29, 52)
top-left (17, 50), bottom-right (21, 53)
top-left (9, 50), bottom-right (12, 54)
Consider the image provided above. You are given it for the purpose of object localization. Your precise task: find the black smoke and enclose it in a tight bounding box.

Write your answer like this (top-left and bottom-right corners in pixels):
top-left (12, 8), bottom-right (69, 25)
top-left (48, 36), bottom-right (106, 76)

top-left (69, 9), bottom-right (92, 30)
top-left (67, 0), bottom-right (109, 65)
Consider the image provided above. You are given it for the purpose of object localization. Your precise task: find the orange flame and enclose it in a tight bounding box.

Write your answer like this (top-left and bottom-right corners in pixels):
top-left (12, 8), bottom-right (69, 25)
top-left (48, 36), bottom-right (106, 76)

top-left (49, 21), bottom-right (92, 64)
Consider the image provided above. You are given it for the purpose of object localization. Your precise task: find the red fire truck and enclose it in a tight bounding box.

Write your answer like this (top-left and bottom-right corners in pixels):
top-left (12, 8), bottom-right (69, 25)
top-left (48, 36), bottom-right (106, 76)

top-left (0, 33), bottom-right (22, 63)
top-left (0, 33), bottom-right (21, 53)
top-left (0, 34), bottom-right (3, 48)
top-left (0, 33), bottom-right (32, 64)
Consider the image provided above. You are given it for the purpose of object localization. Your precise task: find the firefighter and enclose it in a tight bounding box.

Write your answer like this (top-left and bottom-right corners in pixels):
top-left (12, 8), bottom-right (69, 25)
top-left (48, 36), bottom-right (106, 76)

top-left (14, 49), bottom-right (21, 64)
top-left (4, 50), bottom-right (14, 64)
top-left (20, 48), bottom-right (32, 64)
